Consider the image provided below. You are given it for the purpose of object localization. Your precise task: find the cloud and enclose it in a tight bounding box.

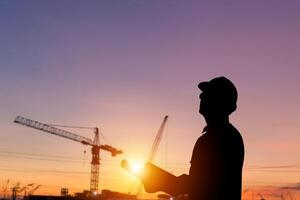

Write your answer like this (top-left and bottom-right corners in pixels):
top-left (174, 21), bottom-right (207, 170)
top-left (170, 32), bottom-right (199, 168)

top-left (280, 183), bottom-right (300, 190)
top-left (242, 184), bottom-right (300, 200)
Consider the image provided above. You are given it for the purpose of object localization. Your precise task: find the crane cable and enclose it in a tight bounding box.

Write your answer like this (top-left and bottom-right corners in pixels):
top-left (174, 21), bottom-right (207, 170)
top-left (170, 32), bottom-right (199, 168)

top-left (47, 124), bottom-right (96, 130)
top-left (47, 124), bottom-right (111, 144)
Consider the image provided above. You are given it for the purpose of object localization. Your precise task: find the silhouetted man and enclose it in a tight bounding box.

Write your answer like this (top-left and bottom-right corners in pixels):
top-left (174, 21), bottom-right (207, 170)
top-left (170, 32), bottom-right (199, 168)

top-left (142, 76), bottom-right (244, 200)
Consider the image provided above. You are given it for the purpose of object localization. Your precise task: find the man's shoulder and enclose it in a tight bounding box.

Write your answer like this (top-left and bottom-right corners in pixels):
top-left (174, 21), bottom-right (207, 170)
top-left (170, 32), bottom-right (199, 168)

top-left (194, 123), bottom-right (243, 145)
top-left (227, 124), bottom-right (244, 143)
top-left (195, 124), bottom-right (244, 150)
top-left (226, 124), bottom-right (245, 158)
top-left (194, 131), bottom-right (211, 145)
top-left (228, 123), bottom-right (240, 134)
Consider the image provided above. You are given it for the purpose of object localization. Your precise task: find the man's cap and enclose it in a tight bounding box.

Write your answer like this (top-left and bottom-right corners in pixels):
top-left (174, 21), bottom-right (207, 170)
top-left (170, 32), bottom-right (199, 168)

top-left (198, 76), bottom-right (238, 113)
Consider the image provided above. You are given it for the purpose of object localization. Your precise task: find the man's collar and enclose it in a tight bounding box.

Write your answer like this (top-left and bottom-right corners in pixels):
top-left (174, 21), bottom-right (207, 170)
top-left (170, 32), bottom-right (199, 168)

top-left (202, 126), bottom-right (208, 134)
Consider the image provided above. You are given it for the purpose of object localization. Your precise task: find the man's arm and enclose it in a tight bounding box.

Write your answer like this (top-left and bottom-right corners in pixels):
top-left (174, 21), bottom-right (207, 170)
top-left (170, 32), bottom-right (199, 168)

top-left (142, 173), bottom-right (190, 196)
top-left (169, 174), bottom-right (190, 195)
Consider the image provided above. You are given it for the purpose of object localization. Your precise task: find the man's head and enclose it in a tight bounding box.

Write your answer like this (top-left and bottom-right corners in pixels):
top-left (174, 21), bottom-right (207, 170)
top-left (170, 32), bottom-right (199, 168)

top-left (198, 76), bottom-right (238, 118)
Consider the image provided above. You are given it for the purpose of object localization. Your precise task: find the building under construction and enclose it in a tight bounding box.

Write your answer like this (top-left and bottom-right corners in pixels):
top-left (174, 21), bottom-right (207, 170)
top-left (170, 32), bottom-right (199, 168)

top-left (26, 190), bottom-right (137, 200)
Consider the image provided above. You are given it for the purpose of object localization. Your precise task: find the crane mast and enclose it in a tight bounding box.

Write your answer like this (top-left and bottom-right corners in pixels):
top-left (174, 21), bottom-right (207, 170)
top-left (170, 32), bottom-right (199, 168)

top-left (131, 115), bottom-right (168, 195)
top-left (148, 115), bottom-right (168, 162)
top-left (14, 116), bottom-right (122, 194)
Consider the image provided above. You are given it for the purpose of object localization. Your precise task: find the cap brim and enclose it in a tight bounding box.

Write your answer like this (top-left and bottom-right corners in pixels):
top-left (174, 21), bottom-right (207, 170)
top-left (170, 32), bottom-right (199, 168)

top-left (198, 82), bottom-right (209, 91)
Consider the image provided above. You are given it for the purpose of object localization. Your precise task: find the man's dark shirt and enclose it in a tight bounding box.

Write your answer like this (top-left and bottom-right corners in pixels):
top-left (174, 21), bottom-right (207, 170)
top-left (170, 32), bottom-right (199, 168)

top-left (188, 122), bottom-right (244, 200)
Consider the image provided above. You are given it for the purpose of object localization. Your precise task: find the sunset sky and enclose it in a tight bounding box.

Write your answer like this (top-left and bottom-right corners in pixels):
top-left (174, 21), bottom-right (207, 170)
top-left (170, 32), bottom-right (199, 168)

top-left (0, 1), bottom-right (300, 199)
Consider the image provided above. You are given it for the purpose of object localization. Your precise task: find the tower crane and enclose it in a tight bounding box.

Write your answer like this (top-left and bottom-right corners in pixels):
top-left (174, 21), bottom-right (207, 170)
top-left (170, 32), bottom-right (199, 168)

top-left (130, 115), bottom-right (168, 195)
top-left (14, 116), bottom-right (122, 194)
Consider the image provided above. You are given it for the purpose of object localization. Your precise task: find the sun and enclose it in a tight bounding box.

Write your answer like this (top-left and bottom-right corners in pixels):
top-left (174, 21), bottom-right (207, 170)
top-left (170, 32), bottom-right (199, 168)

top-left (131, 162), bottom-right (144, 174)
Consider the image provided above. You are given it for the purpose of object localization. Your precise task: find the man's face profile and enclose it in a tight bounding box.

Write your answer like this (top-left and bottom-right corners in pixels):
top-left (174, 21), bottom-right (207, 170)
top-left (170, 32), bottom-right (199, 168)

top-left (199, 91), bottom-right (208, 116)
top-left (199, 90), bottom-right (217, 117)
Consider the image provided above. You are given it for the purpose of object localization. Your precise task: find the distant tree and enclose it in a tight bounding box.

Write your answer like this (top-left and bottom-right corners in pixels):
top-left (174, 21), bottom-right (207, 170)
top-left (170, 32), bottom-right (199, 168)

top-left (1, 179), bottom-right (10, 200)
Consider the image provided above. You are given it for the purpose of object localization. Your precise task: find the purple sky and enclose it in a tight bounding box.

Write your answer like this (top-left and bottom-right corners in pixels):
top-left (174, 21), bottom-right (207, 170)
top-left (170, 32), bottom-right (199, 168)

top-left (0, 0), bottom-right (300, 197)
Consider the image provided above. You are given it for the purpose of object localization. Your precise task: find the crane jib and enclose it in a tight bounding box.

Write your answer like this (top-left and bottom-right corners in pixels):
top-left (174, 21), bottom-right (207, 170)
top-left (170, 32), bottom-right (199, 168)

top-left (14, 116), bottom-right (93, 145)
